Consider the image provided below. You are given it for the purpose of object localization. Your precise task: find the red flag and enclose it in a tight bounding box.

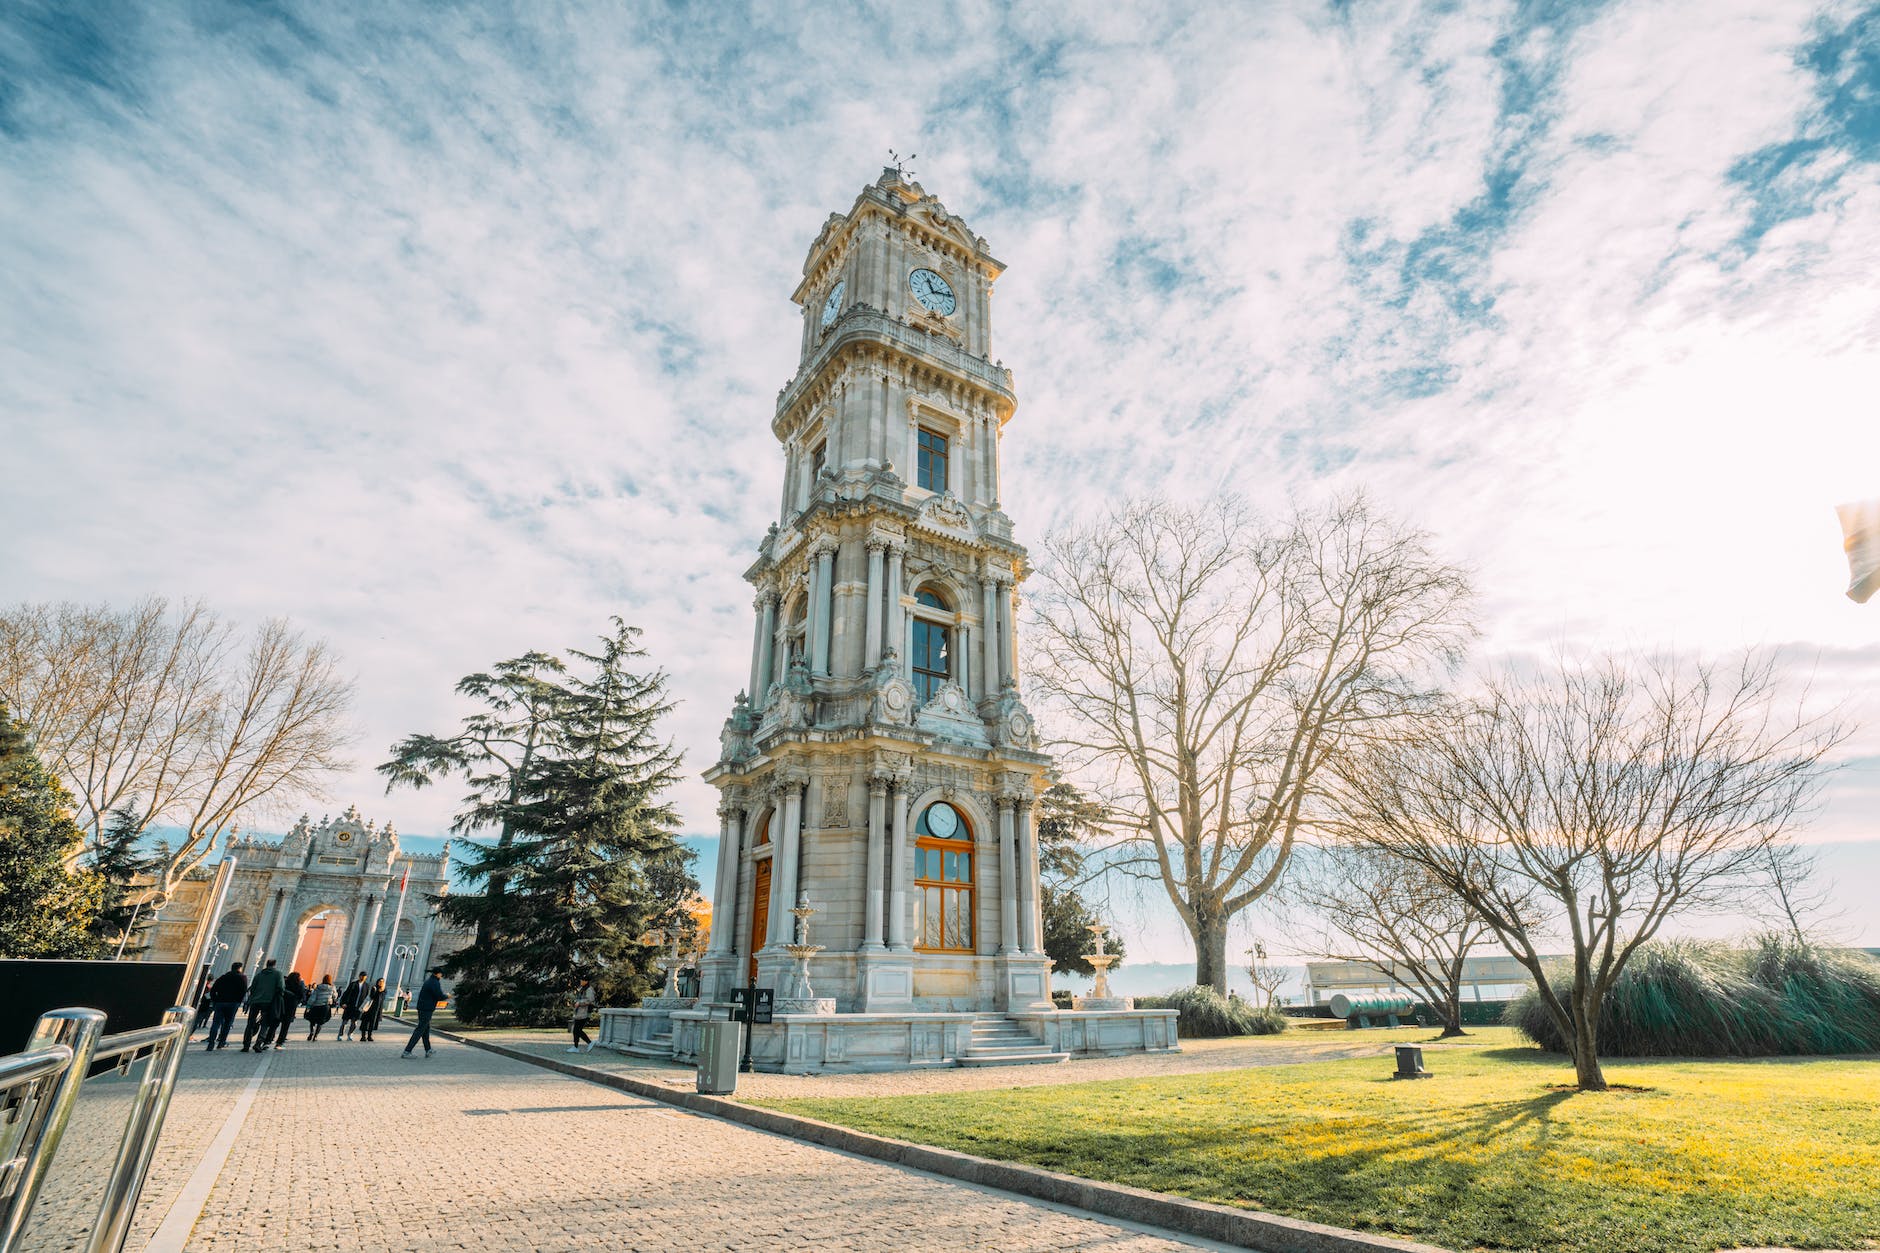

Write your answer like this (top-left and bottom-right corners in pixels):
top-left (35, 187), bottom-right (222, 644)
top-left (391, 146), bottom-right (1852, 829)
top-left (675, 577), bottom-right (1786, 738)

top-left (399, 867), bottom-right (409, 892)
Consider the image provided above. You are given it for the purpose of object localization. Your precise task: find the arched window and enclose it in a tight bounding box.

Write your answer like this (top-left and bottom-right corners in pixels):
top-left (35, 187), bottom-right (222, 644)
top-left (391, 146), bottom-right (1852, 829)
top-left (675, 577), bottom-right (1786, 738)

top-left (913, 801), bottom-right (974, 952)
top-left (784, 596), bottom-right (807, 669)
top-left (911, 586), bottom-right (951, 703)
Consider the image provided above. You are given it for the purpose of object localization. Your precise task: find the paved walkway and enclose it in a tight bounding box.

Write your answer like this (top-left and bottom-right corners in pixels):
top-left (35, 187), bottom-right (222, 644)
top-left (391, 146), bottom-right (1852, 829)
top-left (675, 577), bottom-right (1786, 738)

top-left (58, 1024), bottom-right (1220, 1251)
top-left (467, 1025), bottom-right (1407, 1099)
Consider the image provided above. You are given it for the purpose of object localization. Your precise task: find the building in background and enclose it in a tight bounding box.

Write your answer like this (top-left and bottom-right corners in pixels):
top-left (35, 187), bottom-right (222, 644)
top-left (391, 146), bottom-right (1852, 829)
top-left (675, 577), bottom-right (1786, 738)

top-left (147, 806), bottom-right (469, 991)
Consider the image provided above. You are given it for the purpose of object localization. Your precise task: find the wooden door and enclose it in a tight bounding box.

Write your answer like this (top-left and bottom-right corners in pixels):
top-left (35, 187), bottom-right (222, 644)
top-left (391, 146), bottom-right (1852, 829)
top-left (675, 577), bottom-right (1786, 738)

top-left (748, 858), bottom-right (771, 985)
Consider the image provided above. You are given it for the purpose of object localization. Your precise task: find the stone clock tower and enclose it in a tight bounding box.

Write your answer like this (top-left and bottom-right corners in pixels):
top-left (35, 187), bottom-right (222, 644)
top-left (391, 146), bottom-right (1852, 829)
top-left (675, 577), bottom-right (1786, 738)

top-left (699, 166), bottom-right (1057, 1035)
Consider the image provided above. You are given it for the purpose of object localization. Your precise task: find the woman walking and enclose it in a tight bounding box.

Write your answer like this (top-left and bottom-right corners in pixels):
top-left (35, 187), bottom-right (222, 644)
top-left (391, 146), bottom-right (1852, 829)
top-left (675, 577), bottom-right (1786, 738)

top-left (304, 974), bottom-right (337, 1040)
top-left (359, 977), bottom-right (387, 1042)
top-left (566, 978), bottom-right (597, 1054)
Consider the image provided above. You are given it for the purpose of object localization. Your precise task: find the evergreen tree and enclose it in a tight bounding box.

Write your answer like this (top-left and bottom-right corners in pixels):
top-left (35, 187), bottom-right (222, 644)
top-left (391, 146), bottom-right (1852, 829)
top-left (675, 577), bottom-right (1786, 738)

top-left (1035, 782), bottom-right (1125, 977)
top-left (381, 622), bottom-right (697, 1025)
top-left (89, 805), bottom-right (163, 955)
top-left (0, 700), bottom-right (105, 958)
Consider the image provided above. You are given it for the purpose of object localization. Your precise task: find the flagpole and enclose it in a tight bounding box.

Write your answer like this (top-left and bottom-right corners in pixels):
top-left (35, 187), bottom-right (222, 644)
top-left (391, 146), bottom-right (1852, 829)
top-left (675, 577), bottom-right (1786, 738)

top-left (378, 866), bottom-right (411, 987)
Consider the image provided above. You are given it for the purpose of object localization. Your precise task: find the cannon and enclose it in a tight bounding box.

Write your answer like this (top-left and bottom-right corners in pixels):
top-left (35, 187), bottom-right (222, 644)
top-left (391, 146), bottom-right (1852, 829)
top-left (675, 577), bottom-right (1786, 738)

top-left (1327, 993), bottom-right (1415, 1028)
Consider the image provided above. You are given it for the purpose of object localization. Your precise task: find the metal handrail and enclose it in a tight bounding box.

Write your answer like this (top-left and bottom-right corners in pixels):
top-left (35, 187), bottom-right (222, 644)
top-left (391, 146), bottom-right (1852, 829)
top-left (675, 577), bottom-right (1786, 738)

top-left (0, 858), bottom-right (237, 1253)
top-left (0, 1048), bottom-right (73, 1094)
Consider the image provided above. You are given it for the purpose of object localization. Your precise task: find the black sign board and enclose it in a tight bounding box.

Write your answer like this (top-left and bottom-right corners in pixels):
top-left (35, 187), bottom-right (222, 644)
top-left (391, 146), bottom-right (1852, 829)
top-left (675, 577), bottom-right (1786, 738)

top-left (0, 959), bottom-right (190, 1054)
top-left (730, 986), bottom-right (773, 1024)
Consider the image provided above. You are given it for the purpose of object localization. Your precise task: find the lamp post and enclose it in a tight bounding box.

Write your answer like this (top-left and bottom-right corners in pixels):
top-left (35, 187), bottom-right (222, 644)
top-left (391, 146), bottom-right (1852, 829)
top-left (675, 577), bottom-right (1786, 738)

top-left (392, 943), bottom-right (419, 1016)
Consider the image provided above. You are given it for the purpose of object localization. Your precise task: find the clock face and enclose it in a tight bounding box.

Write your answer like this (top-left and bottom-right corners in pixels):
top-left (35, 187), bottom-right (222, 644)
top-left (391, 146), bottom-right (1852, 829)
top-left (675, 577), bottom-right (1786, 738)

top-left (926, 802), bottom-right (960, 838)
top-left (908, 268), bottom-right (957, 316)
top-left (336, 831), bottom-right (353, 844)
top-left (821, 279), bottom-right (846, 327)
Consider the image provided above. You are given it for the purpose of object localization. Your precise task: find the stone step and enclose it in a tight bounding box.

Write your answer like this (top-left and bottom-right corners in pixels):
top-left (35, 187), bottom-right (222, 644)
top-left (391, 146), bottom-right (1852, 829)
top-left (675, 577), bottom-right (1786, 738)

top-left (957, 1050), bottom-right (1069, 1067)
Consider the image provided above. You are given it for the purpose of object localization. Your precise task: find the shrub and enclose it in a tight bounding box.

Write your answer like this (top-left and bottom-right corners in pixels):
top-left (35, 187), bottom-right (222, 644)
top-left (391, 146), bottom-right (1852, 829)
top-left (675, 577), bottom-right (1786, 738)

top-left (1506, 935), bottom-right (1880, 1057)
top-left (1149, 985), bottom-right (1289, 1037)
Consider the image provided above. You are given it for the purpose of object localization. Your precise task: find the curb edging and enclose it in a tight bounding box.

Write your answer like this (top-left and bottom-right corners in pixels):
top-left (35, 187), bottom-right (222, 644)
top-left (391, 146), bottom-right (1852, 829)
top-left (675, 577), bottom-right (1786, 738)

top-left (435, 1027), bottom-right (1450, 1253)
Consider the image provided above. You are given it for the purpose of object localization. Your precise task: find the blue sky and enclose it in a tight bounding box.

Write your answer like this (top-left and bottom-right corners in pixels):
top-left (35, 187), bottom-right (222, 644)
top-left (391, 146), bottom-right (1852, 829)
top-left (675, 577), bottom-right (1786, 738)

top-left (5, 1), bottom-right (1878, 958)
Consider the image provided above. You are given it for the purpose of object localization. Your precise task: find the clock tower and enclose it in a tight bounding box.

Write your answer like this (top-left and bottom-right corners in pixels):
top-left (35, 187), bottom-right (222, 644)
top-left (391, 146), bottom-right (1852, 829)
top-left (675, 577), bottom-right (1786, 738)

top-left (699, 166), bottom-right (1056, 1035)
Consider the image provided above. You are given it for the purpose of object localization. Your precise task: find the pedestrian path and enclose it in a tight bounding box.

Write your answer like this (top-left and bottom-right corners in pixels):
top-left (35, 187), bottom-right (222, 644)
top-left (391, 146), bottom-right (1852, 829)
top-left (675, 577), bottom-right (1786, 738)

top-left (119, 1025), bottom-right (1214, 1250)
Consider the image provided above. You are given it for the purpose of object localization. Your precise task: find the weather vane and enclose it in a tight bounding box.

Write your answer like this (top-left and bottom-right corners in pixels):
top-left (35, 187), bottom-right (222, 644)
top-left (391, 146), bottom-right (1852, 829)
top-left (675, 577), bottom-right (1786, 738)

top-left (888, 149), bottom-right (917, 180)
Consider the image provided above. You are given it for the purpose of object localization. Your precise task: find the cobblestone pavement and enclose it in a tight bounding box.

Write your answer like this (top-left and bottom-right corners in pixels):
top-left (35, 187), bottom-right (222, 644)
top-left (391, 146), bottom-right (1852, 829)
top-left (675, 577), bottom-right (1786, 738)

top-left (466, 1025), bottom-right (1404, 1100)
top-left (19, 1026), bottom-right (259, 1251)
top-left (127, 1026), bottom-right (1211, 1251)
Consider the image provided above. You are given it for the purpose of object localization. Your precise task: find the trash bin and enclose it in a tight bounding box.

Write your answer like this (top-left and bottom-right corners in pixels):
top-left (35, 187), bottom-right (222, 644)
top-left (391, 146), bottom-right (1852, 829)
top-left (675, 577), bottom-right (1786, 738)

top-left (697, 1018), bottom-right (742, 1095)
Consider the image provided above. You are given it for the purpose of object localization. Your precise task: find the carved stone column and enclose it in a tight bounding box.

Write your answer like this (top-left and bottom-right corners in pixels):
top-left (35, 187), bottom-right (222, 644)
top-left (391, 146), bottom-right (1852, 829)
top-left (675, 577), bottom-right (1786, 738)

top-left (751, 592), bottom-right (778, 699)
top-left (340, 893), bottom-right (371, 978)
top-left (864, 774), bottom-right (888, 950)
top-left (864, 537), bottom-right (887, 666)
top-left (887, 777), bottom-right (912, 951)
top-left (251, 886), bottom-right (281, 968)
top-left (999, 573), bottom-right (1018, 688)
top-left (980, 568), bottom-right (1000, 703)
top-left (769, 776), bottom-right (804, 948)
top-left (884, 540), bottom-right (906, 676)
top-left (708, 800), bottom-right (741, 955)
top-left (997, 794), bottom-right (1019, 954)
top-left (1017, 797), bottom-right (1042, 952)
top-left (811, 540), bottom-right (836, 676)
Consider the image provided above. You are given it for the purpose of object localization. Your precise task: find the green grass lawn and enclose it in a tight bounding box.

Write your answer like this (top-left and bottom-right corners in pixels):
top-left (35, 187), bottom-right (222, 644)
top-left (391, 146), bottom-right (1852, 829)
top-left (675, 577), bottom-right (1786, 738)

top-left (757, 1029), bottom-right (1880, 1253)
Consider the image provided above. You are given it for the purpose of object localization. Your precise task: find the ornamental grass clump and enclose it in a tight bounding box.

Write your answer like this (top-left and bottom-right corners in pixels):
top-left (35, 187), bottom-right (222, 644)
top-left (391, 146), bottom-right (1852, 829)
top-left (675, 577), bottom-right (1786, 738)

top-left (1144, 984), bottom-right (1288, 1037)
top-left (1507, 935), bottom-right (1880, 1057)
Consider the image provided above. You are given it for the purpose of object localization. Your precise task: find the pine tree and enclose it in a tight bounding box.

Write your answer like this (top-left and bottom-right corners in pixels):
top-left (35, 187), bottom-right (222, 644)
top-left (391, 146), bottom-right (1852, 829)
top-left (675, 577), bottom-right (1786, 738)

top-left (0, 701), bottom-right (105, 958)
top-left (1036, 782), bottom-right (1126, 977)
top-left (381, 622), bottom-right (697, 1025)
top-left (88, 806), bottom-right (164, 956)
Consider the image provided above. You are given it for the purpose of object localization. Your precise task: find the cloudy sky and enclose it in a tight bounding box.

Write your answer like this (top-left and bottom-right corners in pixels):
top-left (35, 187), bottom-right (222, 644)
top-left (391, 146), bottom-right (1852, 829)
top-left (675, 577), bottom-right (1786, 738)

top-left (4, 1), bottom-right (1877, 955)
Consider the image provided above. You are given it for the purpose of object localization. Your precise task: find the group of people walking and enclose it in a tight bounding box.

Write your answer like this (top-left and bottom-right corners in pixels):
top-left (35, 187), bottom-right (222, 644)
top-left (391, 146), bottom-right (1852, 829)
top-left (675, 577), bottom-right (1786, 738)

top-left (199, 960), bottom-right (447, 1057)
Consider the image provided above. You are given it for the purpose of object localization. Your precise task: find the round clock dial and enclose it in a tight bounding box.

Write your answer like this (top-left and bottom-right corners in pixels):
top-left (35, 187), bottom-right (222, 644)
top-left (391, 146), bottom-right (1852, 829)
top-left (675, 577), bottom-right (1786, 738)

top-left (336, 830), bottom-right (353, 843)
top-left (908, 268), bottom-right (957, 316)
top-left (926, 802), bottom-right (960, 838)
top-left (821, 279), bottom-right (846, 327)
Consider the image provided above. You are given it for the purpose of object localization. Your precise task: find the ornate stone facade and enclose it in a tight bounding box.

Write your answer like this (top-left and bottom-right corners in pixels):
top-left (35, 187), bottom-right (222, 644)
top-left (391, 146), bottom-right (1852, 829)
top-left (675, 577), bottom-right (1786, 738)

top-left (699, 168), bottom-right (1061, 1053)
top-left (146, 805), bottom-right (466, 991)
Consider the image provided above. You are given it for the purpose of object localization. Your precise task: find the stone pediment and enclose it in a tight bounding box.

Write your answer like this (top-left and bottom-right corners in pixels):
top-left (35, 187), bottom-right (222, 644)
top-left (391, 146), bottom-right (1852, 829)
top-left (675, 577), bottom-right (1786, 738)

top-left (912, 492), bottom-right (977, 543)
top-left (915, 681), bottom-right (990, 748)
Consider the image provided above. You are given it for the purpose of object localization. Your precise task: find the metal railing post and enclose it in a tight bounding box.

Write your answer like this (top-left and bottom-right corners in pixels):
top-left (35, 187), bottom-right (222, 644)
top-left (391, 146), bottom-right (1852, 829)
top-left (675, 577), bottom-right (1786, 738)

top-left (0, 1009), bottom-right (106, 1252)
top-left (177, 857), bottom-right (238, 1007)
top-left (86, 1008), bottom-right (191, 1253)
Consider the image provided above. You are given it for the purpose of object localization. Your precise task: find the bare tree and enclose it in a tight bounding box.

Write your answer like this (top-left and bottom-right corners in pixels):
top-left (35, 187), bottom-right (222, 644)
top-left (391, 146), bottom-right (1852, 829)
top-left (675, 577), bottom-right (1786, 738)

top-left (1328, 652), bottom-right (1847, 1090)
top-left (1027, 494), bottom-right (1473, 991)
top-left (1283, 841), bottom-right (1497, 1037)
top-left (1756, 841), bottom-right (1842, 943)
top-left (0, 601), bottom-right (354, 901)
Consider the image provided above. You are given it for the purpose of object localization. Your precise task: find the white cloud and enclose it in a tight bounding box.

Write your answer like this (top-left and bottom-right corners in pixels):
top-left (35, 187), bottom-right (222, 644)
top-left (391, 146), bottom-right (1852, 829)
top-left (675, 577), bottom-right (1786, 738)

top-left (2, 1), bottom-right (1875, 941)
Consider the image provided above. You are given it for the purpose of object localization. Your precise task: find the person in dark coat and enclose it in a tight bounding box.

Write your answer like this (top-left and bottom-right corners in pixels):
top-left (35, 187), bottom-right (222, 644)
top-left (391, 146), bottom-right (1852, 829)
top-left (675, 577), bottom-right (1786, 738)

top-left (338, 971), bottom-right (371, 1041)
top-left (204, 963), bottom-right (247, 1051)
top-left (358, 977), bottom-right (387, 1041)
top-left (272, 971), bottom-right (307, 1049)
top-left (241, 959), bottom-right (286, 1053)
top-left (401, 969), bottom-right (447, 1059)
top-left (304, 974), bottom-right (337, 1039)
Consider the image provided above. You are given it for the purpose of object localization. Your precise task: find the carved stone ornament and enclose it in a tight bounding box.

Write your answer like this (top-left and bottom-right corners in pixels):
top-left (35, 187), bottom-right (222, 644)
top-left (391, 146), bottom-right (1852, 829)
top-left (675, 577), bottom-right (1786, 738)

top-left (915, 680), bottom-right (991, 749)
top-left (821, 778), bottom-right (849, 828)
top-left (867, 648), bottom-right (915, 727)
top-left (915, 491), bottom-right (975, 540)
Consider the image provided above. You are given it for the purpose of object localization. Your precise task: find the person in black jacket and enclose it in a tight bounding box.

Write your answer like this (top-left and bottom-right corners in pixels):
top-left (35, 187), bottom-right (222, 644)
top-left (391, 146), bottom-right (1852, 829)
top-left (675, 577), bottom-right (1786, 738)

top-left (272, 971), bottom-right (307, 1049)
top-left (205, 963), bottom-right (248, 1051)
top-left (358, 977), bottom-right (386, 1042)
top-left (338, 972), bottom-right (371, 1041)
top-left (401, 969), bottom-right (447, 1059)
top-left (241, 960), bottom-right (287, 1053)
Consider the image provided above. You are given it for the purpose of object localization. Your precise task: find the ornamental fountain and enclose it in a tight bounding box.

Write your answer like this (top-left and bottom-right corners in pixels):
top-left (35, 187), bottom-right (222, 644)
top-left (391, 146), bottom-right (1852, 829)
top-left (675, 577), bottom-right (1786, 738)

top-left (1071, 922), bottom-right (1133, 1011)
top-left (777, 894), bottom-right (835, 1015)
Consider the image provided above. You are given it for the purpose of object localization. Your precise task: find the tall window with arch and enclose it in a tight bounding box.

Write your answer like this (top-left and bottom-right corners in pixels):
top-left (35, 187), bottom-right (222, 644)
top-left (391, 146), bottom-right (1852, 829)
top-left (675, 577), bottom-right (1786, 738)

top-left (911, 586), bottom-right (952, 703)
top-left (914, 801), bottom-right (974, 952)
top-left (784, 596), bottom-right (807, 670)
